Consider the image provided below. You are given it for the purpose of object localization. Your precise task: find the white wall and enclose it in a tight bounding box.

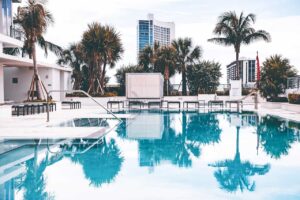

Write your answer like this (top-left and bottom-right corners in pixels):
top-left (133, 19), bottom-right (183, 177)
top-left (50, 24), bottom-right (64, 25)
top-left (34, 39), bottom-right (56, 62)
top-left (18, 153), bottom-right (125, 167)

top-left (0, 65), bottom-right (4, 103)
top-left (126, 73), bottom-right (163, 99)
top-left (4, 67), bottom-right (32, 102)
top-left (4, 67), bottom-right (70, 102)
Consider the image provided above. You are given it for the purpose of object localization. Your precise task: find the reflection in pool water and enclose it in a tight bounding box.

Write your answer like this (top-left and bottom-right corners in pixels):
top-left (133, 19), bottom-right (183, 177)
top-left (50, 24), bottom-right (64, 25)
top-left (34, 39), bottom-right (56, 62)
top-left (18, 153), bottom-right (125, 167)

top-left (1, 111), bottom-right (300, 199)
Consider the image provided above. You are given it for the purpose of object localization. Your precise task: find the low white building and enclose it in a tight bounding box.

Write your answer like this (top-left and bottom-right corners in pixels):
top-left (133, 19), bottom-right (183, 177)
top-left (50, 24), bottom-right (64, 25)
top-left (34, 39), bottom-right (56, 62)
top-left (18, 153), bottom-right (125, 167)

top-left (226, 57), bottom-right (257, 88)
top-left (0, 0), bottom-right (72, 103)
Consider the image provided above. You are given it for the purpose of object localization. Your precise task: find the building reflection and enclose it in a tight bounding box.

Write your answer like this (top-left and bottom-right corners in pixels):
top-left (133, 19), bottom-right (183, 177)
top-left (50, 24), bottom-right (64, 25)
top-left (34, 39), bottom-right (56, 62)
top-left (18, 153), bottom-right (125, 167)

top-left (117, 111), bottom-right (222, 169)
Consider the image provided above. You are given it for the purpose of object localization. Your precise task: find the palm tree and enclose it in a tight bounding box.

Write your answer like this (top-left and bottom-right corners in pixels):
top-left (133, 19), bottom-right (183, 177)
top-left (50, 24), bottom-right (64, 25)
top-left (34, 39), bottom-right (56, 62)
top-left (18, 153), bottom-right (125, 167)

top-left (100, 25), bottom-right (124, 91)
top-left (259, 55), bottom-right (297, 100)
top-left (208, 11), bottom-right (271, 80)
top-left (81, 23), bottom-right (123, 95)
top-left (14, 0), bottom-right (60, 100)
top-left (138, 42), bottom-right (160, 72)
top-left (58, 43), bottom-right (86, 90)
top-left (172, 38), bottom-right (201, 96)
top-left (156, 46), bottom-right (177, 95)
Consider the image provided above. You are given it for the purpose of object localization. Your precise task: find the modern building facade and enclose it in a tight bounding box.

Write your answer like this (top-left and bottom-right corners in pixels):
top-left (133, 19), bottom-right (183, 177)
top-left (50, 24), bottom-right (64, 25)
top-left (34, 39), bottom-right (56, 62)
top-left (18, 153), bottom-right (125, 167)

top-left (137, 13), bottom-right (175, 54)
top-left (0, 0), bottom-right (72, 103)
top-left (226, 58), bottom-right (257, 88)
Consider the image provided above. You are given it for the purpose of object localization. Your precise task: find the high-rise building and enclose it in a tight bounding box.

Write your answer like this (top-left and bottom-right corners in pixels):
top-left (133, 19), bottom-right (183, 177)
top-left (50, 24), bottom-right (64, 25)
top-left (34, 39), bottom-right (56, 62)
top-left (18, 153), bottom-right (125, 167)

top-left (137, 13), bottom-right (175, 54)
top-left (226, 58), bottom-right (257, 88)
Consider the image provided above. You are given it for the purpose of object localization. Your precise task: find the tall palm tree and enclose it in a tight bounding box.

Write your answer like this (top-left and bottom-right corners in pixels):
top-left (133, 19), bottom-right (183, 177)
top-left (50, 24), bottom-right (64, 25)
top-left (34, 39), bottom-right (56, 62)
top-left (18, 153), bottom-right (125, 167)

top-left (14, 0), bottom-right (60, 100)
top-left (100, 25), bottom-right (124, 91)
top-left (208, 11), bottom-right (271, 80)
top-left (156, 46), bottom-right (177, 95)
top-left (172, 38), bottom-right (201, 96)
top-left (81, 23), bottom-right (123, 95)
top-left (57, 43), bottom-right (86, 90)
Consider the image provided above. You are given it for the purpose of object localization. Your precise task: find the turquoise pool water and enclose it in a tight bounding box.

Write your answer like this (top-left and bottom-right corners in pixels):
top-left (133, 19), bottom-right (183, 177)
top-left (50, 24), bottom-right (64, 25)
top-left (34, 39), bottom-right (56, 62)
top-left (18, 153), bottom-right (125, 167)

top-left (1, 111), bottom-right (300, 200)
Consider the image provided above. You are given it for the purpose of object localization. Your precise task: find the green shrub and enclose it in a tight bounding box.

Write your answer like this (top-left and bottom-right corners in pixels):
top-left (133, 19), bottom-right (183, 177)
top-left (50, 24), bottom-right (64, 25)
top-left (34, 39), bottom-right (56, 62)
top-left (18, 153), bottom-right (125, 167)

top-left (288, 93), bottom-right (300, 104)
top-left (66, 92), bottom-right (118, 98)
top-left (267, 97), bottom-right (288, 102)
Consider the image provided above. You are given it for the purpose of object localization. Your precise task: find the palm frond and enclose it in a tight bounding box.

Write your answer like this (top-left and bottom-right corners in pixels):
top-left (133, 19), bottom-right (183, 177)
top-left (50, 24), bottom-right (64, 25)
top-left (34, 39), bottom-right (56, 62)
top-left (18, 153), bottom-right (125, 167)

top-left (208, 37), bottom-right (233, 46)
top-left (38, 36), bottom-right (62, 56)
top-left (243, 30), bottom-right (271, 44)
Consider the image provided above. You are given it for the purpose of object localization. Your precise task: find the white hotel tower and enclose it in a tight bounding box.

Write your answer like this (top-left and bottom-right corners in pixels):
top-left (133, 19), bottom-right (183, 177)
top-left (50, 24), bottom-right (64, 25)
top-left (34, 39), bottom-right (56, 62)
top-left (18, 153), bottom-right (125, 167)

top-left (137, 13), bottom-right (175, 54)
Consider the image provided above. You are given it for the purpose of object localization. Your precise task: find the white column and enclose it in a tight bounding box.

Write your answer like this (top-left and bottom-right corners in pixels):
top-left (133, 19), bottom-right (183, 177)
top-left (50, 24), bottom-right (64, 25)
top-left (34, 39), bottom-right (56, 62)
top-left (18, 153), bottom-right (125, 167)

top-left (0, 64), bottom-right (4, 103)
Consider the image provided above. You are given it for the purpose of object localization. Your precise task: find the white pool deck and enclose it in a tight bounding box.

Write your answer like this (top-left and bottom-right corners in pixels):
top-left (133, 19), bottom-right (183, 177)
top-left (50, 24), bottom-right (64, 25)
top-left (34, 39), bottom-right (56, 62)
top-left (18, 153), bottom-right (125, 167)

top-left (0, 102), bottom-right (299, 139)
top-left (0, 107), bottom-right (133, 139)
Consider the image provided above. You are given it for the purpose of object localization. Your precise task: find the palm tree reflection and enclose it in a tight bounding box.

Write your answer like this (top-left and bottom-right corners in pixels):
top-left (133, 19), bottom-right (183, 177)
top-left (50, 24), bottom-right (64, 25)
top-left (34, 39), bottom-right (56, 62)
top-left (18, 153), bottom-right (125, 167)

top-left (20, 140), bottom-right (54, 200)
top-left (257, 115), bottom-right (298, 159)
top-left (209, 127), bottom-right (270, 193)
top-left (138, 112), bottom-right (222, 168)
top-left (66, 138), bottom-right (124, 187)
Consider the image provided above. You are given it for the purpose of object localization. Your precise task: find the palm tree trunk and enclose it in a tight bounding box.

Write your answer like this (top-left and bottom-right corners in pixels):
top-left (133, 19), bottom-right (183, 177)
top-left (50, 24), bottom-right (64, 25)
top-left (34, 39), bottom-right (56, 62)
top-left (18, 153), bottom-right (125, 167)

top-left (32, 43), bottom-right (42, 100)
top-left (236, 126), bottom-right (240, 156)
top-left (100, 62), bottom-right (107, 95)
top-left (235, 51), bottom-right (240, 80)
top-left (164, 65), bottom-right (169, 96)
top-left (182, 67), bottom-right (187, 96)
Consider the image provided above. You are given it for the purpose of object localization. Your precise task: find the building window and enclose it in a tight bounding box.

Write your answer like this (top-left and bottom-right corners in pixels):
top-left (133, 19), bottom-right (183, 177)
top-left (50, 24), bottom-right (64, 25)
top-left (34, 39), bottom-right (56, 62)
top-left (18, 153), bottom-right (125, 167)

top-left (12, 77), bottom-right (18, 84)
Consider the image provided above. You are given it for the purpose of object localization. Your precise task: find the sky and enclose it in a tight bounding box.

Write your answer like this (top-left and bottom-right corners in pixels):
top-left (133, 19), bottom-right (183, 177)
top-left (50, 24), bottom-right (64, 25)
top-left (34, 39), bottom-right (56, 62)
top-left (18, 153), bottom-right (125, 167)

top-left (14, 0), bottom-right (300, 83)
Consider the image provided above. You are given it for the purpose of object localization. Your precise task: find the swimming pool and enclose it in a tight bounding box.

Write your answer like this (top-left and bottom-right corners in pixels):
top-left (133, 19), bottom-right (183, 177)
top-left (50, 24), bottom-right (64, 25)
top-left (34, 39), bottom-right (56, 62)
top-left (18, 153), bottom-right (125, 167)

top-left (1, 110), bottom-right (300, 200)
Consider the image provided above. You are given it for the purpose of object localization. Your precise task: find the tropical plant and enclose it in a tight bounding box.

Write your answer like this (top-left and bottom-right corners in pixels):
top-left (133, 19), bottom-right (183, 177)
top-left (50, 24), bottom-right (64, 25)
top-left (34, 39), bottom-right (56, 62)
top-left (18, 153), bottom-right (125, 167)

top-left (156, 46), bottom-right (177, 95)
top-left (187, 60), bottom-right (222, 95)
top-left (81, 22), bottom-right (123, 95)
top-left (259, 55), bottom-right (297, 100)
top-left (138, 42), bottom-right (160, 72)
top-left (208, 11), bottom-right (271, 80)
top-left (14, 0), bottom-right (62, 100)
top-left (115, 65), bottom-right (144, 96)
top-left (172, 38), bottom-right (202, 95)
top-left (57, 43), bottom-right (86, 90)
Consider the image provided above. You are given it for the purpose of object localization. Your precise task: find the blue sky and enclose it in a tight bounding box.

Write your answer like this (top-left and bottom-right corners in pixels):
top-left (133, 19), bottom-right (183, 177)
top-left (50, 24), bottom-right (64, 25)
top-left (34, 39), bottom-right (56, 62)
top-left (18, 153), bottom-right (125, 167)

top-left (15, 0), bottom-right (300, 83)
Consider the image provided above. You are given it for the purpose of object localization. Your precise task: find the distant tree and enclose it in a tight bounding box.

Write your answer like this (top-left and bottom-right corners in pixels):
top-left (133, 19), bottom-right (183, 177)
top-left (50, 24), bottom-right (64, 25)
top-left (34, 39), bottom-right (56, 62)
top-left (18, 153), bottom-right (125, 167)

top-left (138, 42), bottom-right (160, 72)
top-left (81, 23), bottom-right (123, 95)
top-left (208, 11), bottom-right (271, 79)
top-left (139, 43), bottom-right (178, 95)
top-left (57, 43), bottom-right (86, 90)
top-left (259, 55), bottom-right (297, 100)
top-left (115, 65), bottom-right (144, 96)
top-left (156, 46), bottom-right (177, 95)
top-left (172, 38), bottom-right (202, 95)
top-left (187, 61), bottom-right (222, 95)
